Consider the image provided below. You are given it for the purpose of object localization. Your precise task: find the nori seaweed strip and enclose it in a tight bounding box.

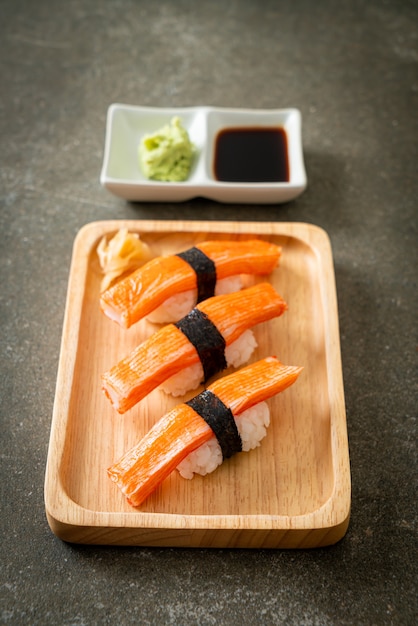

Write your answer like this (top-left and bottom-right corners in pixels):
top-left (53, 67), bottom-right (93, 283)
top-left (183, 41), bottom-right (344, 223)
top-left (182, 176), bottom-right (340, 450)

top-left (186, 389), bottom-right (242, 459)
top-left (174, 309), bottom-right (226, 381)
top-left (176, 247), bottom-right (217, 303)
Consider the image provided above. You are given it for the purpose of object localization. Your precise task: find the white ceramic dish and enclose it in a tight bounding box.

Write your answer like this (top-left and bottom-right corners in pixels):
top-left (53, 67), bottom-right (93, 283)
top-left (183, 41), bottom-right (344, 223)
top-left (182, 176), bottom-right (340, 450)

top-left (100, 104), bottom-right (307, 204)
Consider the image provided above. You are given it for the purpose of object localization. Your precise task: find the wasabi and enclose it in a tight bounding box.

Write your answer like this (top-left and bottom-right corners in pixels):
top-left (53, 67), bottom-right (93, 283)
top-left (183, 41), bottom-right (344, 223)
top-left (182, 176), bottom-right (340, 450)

top-left (139, 116), bottom-right (194, 182)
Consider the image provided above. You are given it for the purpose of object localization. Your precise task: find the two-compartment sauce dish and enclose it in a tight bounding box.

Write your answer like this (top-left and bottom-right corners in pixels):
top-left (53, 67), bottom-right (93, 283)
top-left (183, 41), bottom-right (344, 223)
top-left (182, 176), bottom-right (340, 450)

top-left (100, 104), bottom-right (307, 204)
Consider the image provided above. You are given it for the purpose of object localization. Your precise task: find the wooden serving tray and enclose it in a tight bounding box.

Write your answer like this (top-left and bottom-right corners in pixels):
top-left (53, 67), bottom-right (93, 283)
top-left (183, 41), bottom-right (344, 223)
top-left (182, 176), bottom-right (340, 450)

top-left (44, 220), bottom-right (350, 548)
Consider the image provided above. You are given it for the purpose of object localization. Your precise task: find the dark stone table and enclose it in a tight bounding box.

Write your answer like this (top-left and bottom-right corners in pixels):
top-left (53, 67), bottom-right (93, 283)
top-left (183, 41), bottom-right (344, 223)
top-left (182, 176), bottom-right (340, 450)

top-left (1, 1), bottom-right (416, 624)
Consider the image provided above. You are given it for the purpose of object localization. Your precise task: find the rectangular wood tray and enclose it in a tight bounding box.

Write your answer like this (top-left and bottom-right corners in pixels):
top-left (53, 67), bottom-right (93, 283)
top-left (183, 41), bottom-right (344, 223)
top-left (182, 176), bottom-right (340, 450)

top-left (44, 220), bottom-right (350, 548)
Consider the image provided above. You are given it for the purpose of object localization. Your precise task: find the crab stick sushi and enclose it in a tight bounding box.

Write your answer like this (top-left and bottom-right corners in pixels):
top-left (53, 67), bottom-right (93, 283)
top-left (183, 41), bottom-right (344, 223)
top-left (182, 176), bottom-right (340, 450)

top-left (108, 357), bottom-right (302, 507)
top-left (100, 239), bottom-right (281, 328)
top-left (101, 283), bottom-right (287, 413)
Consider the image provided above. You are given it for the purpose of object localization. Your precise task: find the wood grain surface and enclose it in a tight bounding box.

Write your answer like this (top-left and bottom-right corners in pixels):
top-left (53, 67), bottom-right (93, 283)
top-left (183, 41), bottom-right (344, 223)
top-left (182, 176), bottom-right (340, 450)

top-left (44, 220), bottom-right (350, 547)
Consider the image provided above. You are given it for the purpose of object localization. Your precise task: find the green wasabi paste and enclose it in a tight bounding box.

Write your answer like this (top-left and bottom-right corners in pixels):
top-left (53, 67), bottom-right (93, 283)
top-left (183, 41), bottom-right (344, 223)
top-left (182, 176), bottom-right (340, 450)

top-left (139, 116), bottom-right (194, 182)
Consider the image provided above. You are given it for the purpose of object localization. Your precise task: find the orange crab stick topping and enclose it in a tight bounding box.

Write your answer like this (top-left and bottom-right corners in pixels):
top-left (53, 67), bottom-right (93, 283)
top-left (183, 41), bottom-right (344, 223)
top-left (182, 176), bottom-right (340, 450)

top-left (108, 357), bottom-right (302, 507)
top-left (100, 239), bottom-right (281, 328)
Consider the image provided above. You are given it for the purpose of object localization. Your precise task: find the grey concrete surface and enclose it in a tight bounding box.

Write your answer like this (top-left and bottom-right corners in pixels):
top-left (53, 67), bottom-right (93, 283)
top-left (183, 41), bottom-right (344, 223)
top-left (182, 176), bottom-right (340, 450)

top-left (1, 1), bottom-right (417, 624)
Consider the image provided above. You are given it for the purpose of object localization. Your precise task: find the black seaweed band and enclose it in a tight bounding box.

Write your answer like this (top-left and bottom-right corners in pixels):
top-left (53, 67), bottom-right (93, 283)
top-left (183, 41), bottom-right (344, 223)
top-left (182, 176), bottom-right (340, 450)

top-left (186, 390), bottom-right (242, 459)
top-left (176, 247), bottom-right (217, 303)
top-left (175, 308), bottom-right (227, 381)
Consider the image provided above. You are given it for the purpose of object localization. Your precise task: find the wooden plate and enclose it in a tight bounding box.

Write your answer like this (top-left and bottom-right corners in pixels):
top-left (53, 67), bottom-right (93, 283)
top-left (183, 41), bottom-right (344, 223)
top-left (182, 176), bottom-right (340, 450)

top-left (44, 220), bottom-right (350, 548)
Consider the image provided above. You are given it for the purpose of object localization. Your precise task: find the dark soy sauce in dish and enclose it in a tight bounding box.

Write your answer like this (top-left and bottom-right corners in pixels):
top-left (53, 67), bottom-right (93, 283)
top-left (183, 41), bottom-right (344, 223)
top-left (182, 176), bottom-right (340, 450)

top-left (213, 127), bottom-right (289, 183)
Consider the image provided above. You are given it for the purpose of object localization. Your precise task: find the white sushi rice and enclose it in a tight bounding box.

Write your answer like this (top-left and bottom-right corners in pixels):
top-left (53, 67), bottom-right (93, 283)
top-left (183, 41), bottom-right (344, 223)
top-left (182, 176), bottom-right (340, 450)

top-left (224, 328), bottom-right (258, 368)
top-left (160, 361), bottom-right (203, 397)
top-left (146, 275), bottom-right (243, 324)
top-left (146, 289), bottom-right (196, 324)
top-left (176, 401), bottom-right (270, 479)
top-left (176, 437), bottom-right (223, 479)
top-left (160, 328), bottom-right (258, 397)
top-left (213, 275), bottom-right (243, 296)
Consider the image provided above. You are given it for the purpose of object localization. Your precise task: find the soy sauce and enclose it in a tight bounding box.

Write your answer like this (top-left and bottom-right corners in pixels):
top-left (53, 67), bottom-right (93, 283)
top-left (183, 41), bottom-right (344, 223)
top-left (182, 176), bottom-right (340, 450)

top-left (213, 127), bottom-right (289, 183)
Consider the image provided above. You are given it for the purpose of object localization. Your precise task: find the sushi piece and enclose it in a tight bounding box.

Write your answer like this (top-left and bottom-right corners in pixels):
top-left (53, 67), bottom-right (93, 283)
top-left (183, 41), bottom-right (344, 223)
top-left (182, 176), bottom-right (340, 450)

top-left (107, 357), bottom-right (303, 507)
top-left (101, 283), bottom-right (287, 413)
top-left (160, 327), bottom-right (258, 398)
top-left (100, 239), bottom-right (281, 328)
